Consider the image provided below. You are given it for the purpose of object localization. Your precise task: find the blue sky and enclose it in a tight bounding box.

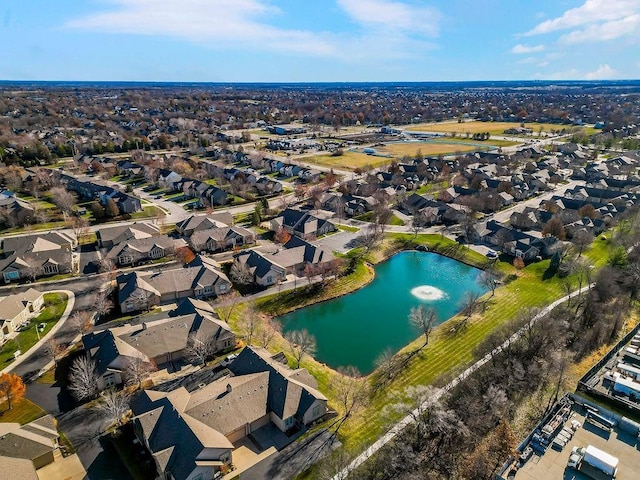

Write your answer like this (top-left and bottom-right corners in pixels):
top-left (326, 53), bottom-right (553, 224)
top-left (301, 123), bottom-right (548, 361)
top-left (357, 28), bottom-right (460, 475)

top-left (1, 0), bottom-right (639, 82)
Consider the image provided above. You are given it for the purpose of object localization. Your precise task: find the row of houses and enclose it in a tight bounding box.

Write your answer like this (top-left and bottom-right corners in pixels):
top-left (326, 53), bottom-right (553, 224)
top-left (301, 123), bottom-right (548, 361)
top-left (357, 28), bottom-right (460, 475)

top-left (58, 172), bottom-right (142, 214)
top-left (130, 346), bottom-right (327, 480)
top-left (158, 169), bottom-right (228, 206)
top-left (117, 254), bottom-right (231, 313)
top-left (0, 231), bottom-right (76, 283)
top-left (234, 235), bottom-right (337, 287)
top-left (82, 297), bottom-right (235, 389)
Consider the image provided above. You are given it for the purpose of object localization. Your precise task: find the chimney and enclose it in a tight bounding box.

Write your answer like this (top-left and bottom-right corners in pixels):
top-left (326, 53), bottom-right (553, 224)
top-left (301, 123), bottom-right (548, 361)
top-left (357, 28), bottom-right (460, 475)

top-left (226, 383), bottom-right (232, 394)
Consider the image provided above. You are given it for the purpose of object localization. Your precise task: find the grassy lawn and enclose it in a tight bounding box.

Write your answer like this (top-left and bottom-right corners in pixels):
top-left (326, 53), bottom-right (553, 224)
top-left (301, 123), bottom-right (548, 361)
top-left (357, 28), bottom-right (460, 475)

top-left (0, 293), bottom-right (68, 369)
top-left (0, 398), bottom-right (46, 425)
top-left (376, 142), bottom-right (482, 157)
top-left (299, 151), bottom-right (393, 171)
top-left (354, 212), bottom-right (404, 226)
top-left (338, 224), bottom-right (360, 233)
top-left (403, 120), bottom-right (583, 137)
top-left (129, 206), bottom-right (165, 220)
top-left (415, 180), bottom-right (449, 195)
top-left (1, 220), bottom-right (68, 235)
top-left (247, 232), bottom-right (611, 476)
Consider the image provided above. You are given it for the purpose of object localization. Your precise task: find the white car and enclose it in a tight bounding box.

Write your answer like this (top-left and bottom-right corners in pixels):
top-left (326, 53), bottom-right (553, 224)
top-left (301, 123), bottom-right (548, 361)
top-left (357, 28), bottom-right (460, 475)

top-left (221, 354), bottom-right (238, 367)
top-left (486, 249), bottom-right (498, 258)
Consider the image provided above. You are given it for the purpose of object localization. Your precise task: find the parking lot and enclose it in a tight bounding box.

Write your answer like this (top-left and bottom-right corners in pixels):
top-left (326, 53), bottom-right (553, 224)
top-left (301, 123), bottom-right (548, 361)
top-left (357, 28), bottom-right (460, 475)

top-left (513, 406), bottom-right (640, 480)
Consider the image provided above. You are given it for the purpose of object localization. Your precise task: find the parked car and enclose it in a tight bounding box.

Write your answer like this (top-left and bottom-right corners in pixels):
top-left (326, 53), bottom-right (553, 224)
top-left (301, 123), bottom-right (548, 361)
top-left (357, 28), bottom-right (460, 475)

top-left (221, 353), bottom-right (238, 367)
top-left (486, 249), bottom-right (498, 258)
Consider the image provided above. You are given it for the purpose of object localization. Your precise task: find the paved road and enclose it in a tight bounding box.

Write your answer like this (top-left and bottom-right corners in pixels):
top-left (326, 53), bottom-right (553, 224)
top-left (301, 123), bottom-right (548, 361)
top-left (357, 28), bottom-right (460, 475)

top-left (331, 284), bottom-right (594, 479)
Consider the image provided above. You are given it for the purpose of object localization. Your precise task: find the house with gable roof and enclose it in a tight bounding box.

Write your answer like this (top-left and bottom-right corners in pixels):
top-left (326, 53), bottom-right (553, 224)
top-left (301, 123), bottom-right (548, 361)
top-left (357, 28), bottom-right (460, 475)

top-left (130, 346), bottom-right (327, 480)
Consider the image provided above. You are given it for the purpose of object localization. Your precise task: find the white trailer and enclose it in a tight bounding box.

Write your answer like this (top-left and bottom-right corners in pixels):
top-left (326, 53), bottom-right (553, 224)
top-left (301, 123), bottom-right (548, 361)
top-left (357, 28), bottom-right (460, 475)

top-left (582, 445), bottom-right (618, 477)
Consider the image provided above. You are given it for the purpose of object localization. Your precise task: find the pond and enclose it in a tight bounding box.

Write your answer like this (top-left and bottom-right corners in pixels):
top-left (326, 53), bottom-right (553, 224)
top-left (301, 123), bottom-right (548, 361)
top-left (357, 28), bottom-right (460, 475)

top-left (279, 251), bottom-right (488, 374)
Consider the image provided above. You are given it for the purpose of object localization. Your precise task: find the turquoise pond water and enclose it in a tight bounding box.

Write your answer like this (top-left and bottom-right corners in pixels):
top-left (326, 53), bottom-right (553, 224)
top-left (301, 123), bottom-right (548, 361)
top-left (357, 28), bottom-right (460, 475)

top-left (279, 251), bottom-right (488, 374)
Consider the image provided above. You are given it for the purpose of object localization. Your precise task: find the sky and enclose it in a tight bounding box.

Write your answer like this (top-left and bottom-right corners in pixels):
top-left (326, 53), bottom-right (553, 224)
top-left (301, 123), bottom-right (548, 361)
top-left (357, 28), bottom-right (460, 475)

top-left (1, 0), bottom-right (639, 82)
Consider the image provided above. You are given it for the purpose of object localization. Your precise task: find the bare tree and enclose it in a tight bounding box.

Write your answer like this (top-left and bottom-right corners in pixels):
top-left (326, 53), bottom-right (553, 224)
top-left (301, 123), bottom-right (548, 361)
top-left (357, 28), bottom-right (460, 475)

top-left (94, 291), bottom-right (114, 322)
top-left (409, 305), bottom-right (438, 347)
top-left (44, 338), bottom-right (64, 367)
top-left (69, 310), bottom-right (93, 338)
top-left (479, 269), bottom-right (500, 297)
top-left (459, 291), bottom-right (481, 327)
top-left (214, 290), bottom-right (241, 324)
top-left (229, 261), bottom-right (254, 285)
top-left (185, 331), bottom-right (216, 365)
top-left (67, 356), bottom-right (100, 401)
top-left (238, 305), bottom-right (260, 345)
top-left (374, 348), bottom-right (397, 381)
top-left (330, 366), bottom-right (368, 435)
top-left (285, 329), bottom-right (317, 368)
top-left (571, 230), bottom-right (594, 257)
top-left (256, 320), bottom-right (280, 348)
top-left (94, 389), bottom-right (130, 427)
top-left (70, 216), bottom-right (90, 240)
top-left (49, 186), bottom-right (77, 218)
top-left (124, 356), bottom-right (156, 390)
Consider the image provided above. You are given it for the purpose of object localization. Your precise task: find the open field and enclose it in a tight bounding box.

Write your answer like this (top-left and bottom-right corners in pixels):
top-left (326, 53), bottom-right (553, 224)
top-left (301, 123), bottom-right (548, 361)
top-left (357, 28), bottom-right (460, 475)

top-left (299, 140), bottom-right (491, 170)
top-left (404, 120), bottom-right (584, 136)
top-left (376, 142), bottom-right (485, 157)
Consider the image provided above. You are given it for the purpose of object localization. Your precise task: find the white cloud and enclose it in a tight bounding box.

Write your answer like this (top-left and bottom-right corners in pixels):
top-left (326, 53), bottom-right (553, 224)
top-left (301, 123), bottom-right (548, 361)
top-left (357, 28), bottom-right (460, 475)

top-left (337, 0), bottom-right (441, 36)
top-left (511, 44), bottom-right (544, 54)
top-left (516, 56), bottom-right (538, 64)
top-left (526, 0), bottom-right (639, 36)
top-left (65, 0), bottom-right (336, 56)
top-left (65, 0), bottom-right (442, 64)
top-left (585, 64), bottom-right (616, 79)
top-left (559, 14), bottom-right (640, 43)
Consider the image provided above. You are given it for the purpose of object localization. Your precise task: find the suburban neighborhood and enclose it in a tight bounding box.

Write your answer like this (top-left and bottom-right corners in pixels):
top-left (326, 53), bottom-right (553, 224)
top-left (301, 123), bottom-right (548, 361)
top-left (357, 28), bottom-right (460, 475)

top-left (1, 78), bottom-right (640, 480)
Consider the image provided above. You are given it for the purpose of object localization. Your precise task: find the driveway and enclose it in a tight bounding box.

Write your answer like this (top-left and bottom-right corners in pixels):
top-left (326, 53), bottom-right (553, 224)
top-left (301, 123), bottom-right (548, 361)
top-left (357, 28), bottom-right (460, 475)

top-left (316, 230), bottom-right (361, 254)
top-left (240, 429), bottom-right (341, 480)
top-left (56, 406), bottom-right (132, 480)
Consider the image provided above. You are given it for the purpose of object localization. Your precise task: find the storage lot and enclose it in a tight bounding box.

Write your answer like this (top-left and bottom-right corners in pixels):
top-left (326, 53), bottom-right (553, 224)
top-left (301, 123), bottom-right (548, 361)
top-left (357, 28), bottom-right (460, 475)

top-left (514, 407), bottom-right (639, 480)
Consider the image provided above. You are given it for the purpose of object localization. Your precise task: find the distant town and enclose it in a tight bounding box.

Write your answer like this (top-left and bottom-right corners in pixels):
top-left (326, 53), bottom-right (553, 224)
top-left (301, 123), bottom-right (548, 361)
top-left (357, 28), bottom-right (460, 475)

top-left (1, 81), bottom-right (640, 480)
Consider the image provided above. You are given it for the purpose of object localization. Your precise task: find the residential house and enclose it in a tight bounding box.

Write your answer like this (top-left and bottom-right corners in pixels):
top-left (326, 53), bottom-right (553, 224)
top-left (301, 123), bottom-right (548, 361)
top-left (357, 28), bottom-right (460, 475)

top-left (117, 255), bottom-right (231, 313)
top-left (271, 208), bottom-right (336, 240)
top-left (232, 250), bottom-right (287, 287)
top-left (175, 214), bottom-right (231, 237)
top-left (270, 236), bottom-right (336, 277)
top-left (130, 346), bottom-right (327, 480)
top-left (0, 196), bottom-right (35, 226)
top-left (82, 300), bottom-right (235, 388)
top-left (96, 222), bottom-right (161, 249)
top-left (0, 232), bottom-right (76, 283)
top-left (0, 288), bottom-right (44, 337)
top-left (105, 236), bottom-right (187, 266)
top-left (189, 226), bottom-right (255, 253)
top-left (0, 415), bottom-right (60, 476)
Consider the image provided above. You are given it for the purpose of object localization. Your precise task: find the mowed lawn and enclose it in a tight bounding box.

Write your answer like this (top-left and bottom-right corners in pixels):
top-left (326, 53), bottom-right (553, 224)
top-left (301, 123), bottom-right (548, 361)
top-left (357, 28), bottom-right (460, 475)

top-left (404, 120), bottom-right (582, 136)
top-left (376, 142), bottom-right (480, 157)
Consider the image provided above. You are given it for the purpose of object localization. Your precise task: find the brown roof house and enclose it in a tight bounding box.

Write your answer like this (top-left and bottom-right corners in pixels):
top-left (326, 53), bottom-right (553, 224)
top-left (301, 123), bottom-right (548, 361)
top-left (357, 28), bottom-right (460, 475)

top-left (95, 222), bottom-right (161, 249)
top-left (130, 346), bottom-right (327, 480)
top-left (0, 288), bottom-right (44, 338)
top-left (0, 414), bottom-right (60, 476)
top-left (117, 255), bottom-right (231, 313)
top-left (0, 232), bottom-right (76, 283)
top-left (82, 298), bottom-right (235, 390)
top-left (105, 236), bottom-right (187, 267)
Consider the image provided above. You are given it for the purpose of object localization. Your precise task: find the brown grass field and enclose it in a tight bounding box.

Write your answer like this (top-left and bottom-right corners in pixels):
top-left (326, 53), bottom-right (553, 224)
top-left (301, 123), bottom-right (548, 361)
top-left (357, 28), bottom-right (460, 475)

top-left (404, 120), bottom-right (581, 136)
top-left (300, 142), bottom-right (484, 170)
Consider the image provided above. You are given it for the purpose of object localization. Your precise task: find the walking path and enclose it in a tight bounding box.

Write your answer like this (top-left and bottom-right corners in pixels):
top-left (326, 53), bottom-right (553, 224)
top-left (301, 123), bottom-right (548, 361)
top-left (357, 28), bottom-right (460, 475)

top-left (331, 283), bottom-right (594, 479)
top-left (2, 289), bottom-right (75, 374)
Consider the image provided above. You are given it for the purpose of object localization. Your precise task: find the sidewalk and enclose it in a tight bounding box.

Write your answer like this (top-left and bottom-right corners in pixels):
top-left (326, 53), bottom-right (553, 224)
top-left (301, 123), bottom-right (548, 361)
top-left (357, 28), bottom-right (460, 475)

top-left (2, 289), bottom-right (76, 374)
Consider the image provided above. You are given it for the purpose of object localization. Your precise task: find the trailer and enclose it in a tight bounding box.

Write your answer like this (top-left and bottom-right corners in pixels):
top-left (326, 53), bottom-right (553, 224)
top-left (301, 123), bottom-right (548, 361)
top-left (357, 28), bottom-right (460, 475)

top-left (568, 445), bottom-right (618, 479)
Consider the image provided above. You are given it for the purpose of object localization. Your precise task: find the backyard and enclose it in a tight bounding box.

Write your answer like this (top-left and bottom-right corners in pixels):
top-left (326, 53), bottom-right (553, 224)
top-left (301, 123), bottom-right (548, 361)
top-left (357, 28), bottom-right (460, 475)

top-left (0, 292), bottom-right (69, 368)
